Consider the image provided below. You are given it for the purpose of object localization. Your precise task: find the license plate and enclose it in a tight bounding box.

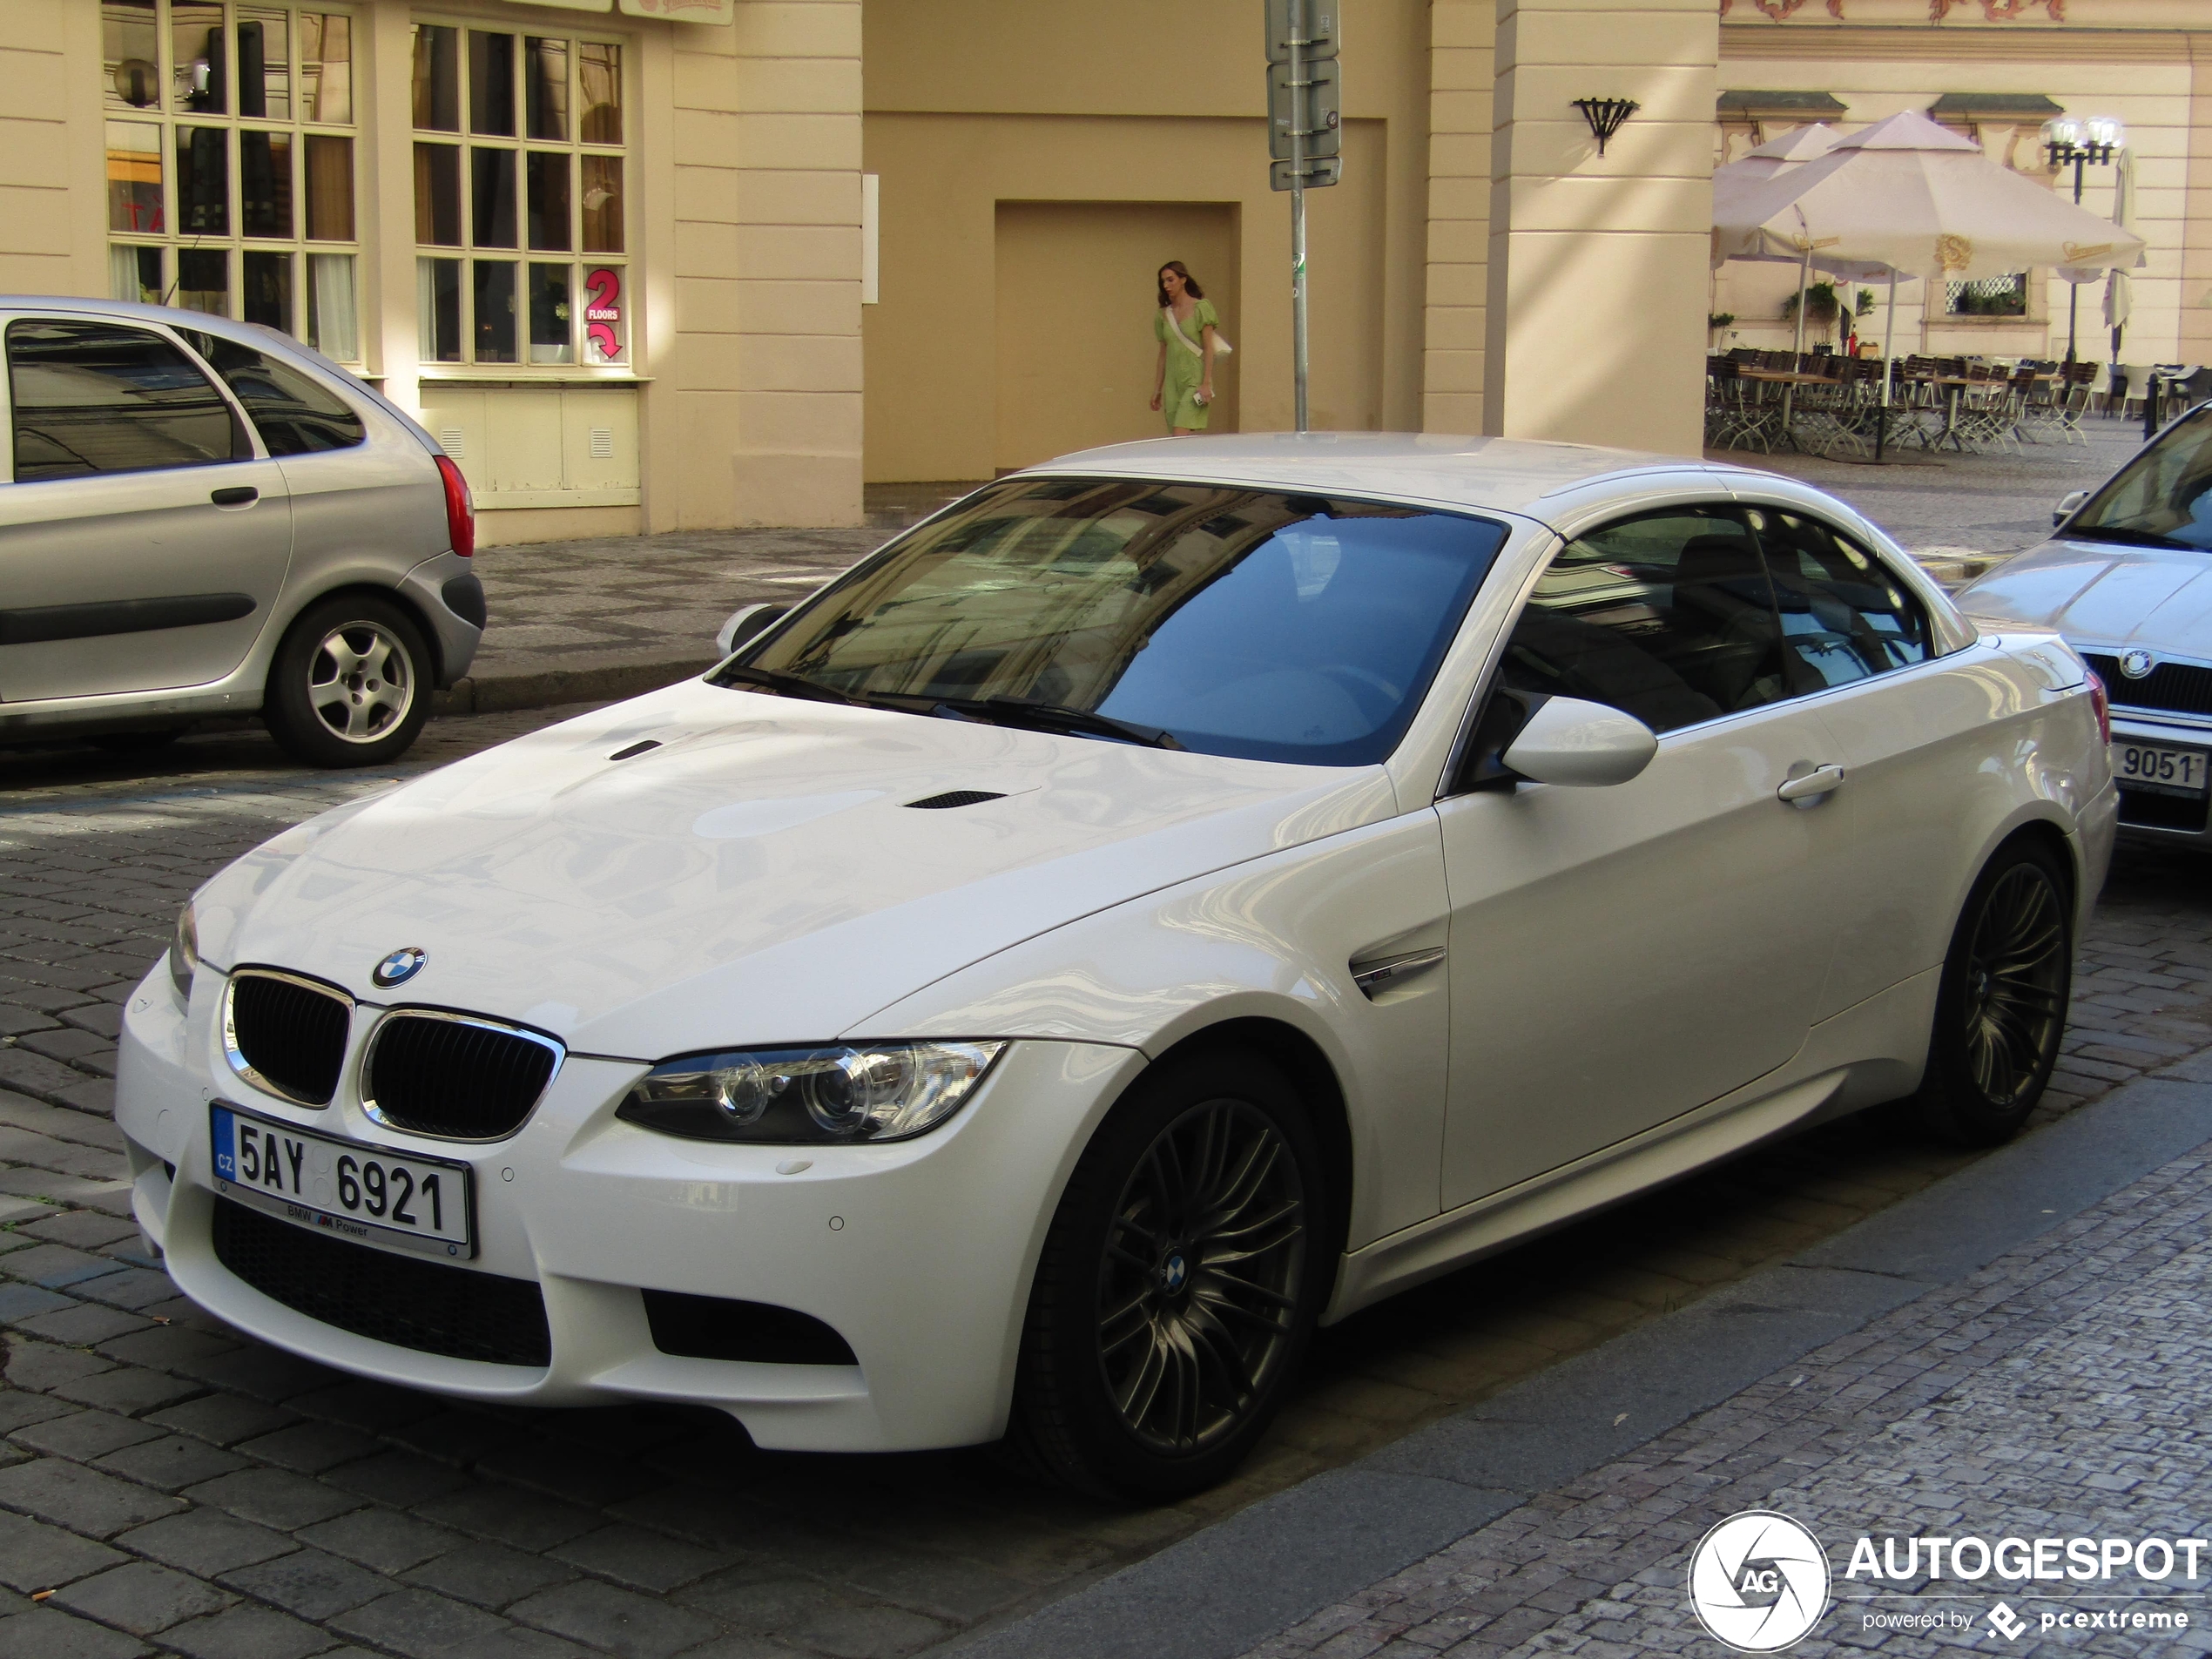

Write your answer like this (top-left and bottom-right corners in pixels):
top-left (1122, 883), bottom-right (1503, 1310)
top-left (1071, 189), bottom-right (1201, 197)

top-left (2114, 741), bottom-right (2210, 799)
top-left (210, 1102), bottom-right (475, 1259)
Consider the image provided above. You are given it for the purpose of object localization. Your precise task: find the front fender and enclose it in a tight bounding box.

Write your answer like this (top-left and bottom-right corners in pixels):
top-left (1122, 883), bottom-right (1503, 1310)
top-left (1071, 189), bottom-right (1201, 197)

top-left (853, 808), bottom-right (1453, 1248)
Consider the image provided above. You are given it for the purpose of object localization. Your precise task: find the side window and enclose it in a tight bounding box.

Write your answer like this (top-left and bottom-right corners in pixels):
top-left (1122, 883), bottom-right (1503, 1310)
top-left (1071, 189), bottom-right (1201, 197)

top-left (8, 320), bottom-right (239, 482)
top-left (1751, 509), bottom-right (1933, 691)
top-left (179, 330), bottom-right (367, 456)
top-left (1495, 505), bottom-right (1791, 735)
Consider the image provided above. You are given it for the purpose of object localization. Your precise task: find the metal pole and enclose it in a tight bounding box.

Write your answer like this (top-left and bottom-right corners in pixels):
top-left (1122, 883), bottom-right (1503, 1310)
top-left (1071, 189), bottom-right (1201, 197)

top-left (1289, 0), bottom-right (1309, 433)
top-left (2066, 152), bottom-right (2085, 365)
top-left (1783, 240), bottom-right (1810, 443)
top-left (1876, 269), bottom-right (1897, 463)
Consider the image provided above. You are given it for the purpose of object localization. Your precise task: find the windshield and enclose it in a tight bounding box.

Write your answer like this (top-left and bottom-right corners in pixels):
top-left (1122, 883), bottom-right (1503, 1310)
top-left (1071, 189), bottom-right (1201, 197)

top-left (2068, 405), bottom-right (2212, 550)
top-left (720, 477), bottom-right (1509, 765)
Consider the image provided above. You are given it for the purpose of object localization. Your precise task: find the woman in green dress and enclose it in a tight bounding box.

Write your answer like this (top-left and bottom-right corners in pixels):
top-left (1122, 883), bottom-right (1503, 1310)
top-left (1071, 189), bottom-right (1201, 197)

top-left (1150, 261), bottom-right (1222, 435)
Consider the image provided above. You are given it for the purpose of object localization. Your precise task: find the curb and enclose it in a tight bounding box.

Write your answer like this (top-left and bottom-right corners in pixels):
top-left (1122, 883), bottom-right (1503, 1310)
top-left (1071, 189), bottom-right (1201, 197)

top-left (942, 1074), bottom-right (2212, 1659)
top-left (429, 654), bottom-right (718, 719)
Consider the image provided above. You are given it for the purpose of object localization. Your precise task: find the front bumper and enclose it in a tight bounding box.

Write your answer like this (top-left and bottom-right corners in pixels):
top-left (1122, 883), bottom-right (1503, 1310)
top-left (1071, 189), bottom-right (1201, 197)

top-left (2108, 713), bottom-right (2212, 846)
top-left (114, 967), bottom-right (1143, 1452)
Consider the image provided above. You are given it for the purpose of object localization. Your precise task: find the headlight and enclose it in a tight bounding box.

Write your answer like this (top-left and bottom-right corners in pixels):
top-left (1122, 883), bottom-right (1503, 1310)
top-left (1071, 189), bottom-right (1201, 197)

top-left (617, 1041), bottom-right (1006, 1144)
top-left (167, 901), bottom-right (199, 1004)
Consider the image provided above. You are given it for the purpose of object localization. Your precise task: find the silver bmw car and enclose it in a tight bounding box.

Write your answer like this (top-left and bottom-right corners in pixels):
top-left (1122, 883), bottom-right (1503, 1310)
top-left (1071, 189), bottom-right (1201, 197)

top-left (1, 298), bottom-right (480, 765)
top-left (1959, 402), bottom-right (2212, 846)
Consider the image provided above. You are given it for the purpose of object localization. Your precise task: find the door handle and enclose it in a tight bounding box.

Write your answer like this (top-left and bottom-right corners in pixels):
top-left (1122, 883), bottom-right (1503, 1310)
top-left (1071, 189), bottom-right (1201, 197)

top-left (1777, 763), bottom-right (1845, 805)
top-left (210, 486), bottom-right (259, 506)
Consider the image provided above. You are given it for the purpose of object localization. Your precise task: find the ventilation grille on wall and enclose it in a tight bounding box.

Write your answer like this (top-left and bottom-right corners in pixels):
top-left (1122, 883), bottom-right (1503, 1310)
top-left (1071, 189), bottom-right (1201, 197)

top-left (439, 429), bottom-right (465, 458)
top-left (589, 428), bottom-right (615, 460)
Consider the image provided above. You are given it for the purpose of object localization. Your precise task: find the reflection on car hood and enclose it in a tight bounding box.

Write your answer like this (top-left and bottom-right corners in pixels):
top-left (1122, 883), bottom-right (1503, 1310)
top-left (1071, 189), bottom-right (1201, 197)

top-left (199, 679), bottom-right (1398, 1058)
top-left (1956, 537), bottom-right (2212, 651)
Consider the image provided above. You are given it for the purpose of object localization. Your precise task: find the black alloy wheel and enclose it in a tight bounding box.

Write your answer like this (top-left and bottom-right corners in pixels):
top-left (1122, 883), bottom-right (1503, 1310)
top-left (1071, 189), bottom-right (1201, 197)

top-left (1911, 839), bottom-right (2073, 1146)
top-left (1008, 1050), bottom-right (1326, 1499)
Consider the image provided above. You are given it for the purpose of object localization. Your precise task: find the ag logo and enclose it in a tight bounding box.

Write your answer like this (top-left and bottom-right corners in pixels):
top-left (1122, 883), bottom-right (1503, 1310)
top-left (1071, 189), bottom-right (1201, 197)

top-left (1687, 1510), bottom-right (1830, 1652)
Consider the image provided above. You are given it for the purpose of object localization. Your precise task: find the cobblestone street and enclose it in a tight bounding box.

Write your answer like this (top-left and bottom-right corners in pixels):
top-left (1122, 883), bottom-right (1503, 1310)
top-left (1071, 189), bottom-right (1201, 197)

top-left (1, 661), bottom-right (2208, 1657)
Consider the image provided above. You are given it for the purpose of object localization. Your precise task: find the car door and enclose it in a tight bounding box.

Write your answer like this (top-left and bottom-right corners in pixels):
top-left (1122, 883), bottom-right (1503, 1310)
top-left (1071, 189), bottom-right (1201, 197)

top-left (1748, 502), bottom-right (1984, 1015)
top-left (1433, 503), bottom-right (1847, 1209)
top-left (0, 314), bottom-right (291, 703)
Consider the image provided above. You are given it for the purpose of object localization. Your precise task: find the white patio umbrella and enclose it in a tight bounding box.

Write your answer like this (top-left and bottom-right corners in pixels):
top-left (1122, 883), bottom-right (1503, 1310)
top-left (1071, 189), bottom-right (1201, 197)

top-left (1710, 124), bottom-right (1888, 361)
top-left (1714, 109), bottom-right (2148, 457)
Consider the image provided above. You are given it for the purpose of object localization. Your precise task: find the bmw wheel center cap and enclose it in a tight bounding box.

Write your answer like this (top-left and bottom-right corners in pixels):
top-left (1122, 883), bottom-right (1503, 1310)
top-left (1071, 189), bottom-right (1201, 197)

top-left (373, 947), bottom-right (428, 988)
top-left (2120, 648), bottom-right (2155, 680)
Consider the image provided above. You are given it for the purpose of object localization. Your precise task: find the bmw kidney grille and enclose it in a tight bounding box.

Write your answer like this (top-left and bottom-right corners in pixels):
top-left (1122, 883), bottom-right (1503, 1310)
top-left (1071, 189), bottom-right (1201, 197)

top-left (364, 1012), bottom-right (563, 1141)
top-left (224, 970), bottom-right (354, 1107)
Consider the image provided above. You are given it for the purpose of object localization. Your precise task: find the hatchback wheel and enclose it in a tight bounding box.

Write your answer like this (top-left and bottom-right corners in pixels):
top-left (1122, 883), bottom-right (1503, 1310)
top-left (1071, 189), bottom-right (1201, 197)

top-left (264, 594), bottom-right (432, 767)
top-left (1910, 840), bottom-right (2072, 1146)
top-left (1009, 1050), bottom-right (1325, 1499)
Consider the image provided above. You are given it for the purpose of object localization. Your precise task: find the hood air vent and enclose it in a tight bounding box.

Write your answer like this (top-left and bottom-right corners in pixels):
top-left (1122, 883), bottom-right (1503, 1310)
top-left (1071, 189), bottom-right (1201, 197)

top-left (608, 739), bottom-right (661, 761)
top-left (905, 790), bottom-right (1006, 811)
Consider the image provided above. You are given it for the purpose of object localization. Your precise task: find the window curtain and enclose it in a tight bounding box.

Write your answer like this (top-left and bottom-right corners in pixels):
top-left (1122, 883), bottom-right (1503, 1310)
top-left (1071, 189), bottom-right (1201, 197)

top-left (109, 244), bottom-right (144, 302)
top-left (309, 252), bottom-right (358, 361)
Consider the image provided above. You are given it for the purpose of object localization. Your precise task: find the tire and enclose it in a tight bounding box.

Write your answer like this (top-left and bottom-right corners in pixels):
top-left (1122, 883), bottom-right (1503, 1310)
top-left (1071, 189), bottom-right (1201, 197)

top-left (262, 593), bottom-right (432, 768)
top-left (1909, 838), bottom-right (2074, 1147)
top-left (1008, 1049), bottom-right (1326, 1500)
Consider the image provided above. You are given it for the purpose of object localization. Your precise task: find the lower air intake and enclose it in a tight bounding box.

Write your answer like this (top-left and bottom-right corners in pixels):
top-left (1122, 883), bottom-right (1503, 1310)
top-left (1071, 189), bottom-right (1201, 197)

top-left (642, 1290), bottom-right (858, 1366)
top-left (212, 1197), bottom-right (551, 1367)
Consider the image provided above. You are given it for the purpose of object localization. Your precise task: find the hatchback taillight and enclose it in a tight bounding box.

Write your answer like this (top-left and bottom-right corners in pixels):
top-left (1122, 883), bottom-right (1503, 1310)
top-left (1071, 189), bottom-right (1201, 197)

top-left (2084, 666), bottom-right (2111, 745)
top-left (435, 454), bottom-right (475, 559)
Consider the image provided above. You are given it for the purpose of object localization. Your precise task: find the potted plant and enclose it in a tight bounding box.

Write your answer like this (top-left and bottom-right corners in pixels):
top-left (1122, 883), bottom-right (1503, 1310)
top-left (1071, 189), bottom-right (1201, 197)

top-left (1708, 312), bottom-right (1737, 347)
top-left (1780, 281), bottom-right (1842, 347)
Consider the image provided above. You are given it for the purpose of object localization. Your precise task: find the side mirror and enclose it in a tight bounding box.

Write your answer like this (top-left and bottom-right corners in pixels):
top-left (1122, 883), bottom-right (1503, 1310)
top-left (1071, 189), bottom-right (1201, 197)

top-left (2054, 489), bottom-right (2089, 529)
top-left (1501, 696), bottom-right (1658, 787)
top-left (715, 603), bottom-right (791, 658)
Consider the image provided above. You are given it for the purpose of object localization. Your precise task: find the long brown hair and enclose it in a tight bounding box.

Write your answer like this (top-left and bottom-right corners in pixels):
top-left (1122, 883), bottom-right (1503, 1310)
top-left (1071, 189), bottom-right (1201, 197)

top-left (1157, 260), bottom-right (1205, 306)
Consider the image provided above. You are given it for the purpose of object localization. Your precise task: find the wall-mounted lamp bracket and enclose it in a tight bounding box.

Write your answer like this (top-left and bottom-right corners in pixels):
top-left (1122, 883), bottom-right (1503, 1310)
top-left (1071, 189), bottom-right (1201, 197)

top-left (1572, 97), bottom-right (1640, 157)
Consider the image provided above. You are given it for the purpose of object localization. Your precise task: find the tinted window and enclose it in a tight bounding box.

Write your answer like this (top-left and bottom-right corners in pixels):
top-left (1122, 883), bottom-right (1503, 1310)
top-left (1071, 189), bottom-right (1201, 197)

top-left (1497, 507), bottom-right (1791, 734)
top-left (179, 329), bottom-right (366, 455)
top-left (732, 478), bottom-right (1509, 765)
top-left (8, 320), bottom-right (237, 482)
top-left (2067, 405), bottom-right (2212, 551)
top-left (1752, 509), bottom-right (1932, 691)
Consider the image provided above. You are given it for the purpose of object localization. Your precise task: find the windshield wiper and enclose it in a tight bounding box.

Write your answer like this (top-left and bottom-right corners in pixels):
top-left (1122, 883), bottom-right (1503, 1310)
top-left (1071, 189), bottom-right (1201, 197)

top-left (937, 696), bottom-right (1184, 750)
top-left (714, 664), bottom-right (871, 706)
top-left (2065, 524), bottom-right (2199, 551)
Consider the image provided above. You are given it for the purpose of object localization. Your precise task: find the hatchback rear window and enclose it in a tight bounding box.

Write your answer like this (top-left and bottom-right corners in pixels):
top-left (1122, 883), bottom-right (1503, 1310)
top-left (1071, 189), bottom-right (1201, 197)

top-left (179, 329), bottom-right (367, 455)
top-left (723, 477), bottom-right (1510, 766)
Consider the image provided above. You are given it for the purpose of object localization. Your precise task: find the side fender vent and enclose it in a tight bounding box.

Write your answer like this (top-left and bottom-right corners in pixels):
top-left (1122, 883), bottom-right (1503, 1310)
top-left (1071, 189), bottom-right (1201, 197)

top-left (904, 790), bottom-right (1006, 811)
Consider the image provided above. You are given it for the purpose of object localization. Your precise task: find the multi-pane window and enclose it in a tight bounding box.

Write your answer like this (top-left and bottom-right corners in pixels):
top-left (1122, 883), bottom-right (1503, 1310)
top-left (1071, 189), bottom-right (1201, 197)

top-left (99, 1), bottom-right (361, 363)
top-left (412, 21), bottom-right (628, 368)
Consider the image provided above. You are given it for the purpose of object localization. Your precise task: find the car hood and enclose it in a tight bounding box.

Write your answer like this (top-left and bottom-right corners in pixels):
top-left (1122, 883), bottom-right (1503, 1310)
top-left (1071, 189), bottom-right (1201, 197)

top-left (1958, 537), bottom-right (2212, 650)
top-left (199, 680), bottom-right (1399, 1058)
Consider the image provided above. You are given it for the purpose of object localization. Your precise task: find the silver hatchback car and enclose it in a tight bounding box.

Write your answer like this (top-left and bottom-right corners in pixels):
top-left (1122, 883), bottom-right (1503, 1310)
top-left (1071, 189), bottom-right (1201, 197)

top-left (1, 298), bottom-right (481, 765)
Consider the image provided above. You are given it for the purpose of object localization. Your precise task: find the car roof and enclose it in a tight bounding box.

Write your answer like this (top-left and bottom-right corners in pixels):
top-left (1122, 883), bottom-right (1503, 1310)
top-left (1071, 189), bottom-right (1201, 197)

top-left (1025, 431), bottom-right (1757, 518)
top-left (0, 294), bottom-right (438, 455)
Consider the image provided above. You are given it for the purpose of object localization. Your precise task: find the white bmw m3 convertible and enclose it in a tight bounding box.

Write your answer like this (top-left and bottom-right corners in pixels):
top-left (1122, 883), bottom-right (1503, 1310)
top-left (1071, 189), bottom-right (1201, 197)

top-left (117, 434), bottom-right (2116, 1499)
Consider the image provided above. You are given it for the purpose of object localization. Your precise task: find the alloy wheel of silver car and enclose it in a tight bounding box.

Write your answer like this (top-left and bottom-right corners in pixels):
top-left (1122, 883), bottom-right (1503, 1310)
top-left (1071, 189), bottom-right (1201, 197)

top-left (307, 620), bottom-right (415, 745)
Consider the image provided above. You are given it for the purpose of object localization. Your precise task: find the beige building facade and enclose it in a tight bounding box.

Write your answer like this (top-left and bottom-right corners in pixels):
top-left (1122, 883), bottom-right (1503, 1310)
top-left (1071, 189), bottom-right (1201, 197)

top-left (5, 0), bottom-right (2210, 541)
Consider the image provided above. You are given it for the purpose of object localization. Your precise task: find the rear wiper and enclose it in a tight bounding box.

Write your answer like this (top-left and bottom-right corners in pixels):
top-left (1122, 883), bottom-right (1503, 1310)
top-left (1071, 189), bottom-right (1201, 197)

top-left (713, 664), bottom-right (869, 706)
top-left (2065, 524), bottom-right (2197, 550)
top-left (939, 696), bottom-right (1184, 750)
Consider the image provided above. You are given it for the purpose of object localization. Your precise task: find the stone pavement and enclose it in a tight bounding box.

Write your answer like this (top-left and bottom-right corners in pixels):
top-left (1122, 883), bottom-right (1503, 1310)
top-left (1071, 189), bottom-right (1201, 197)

top-left (3, 698), bottom-right (2211, 1658)
top-left (1232, 1082), bottom-right (2212, 1659)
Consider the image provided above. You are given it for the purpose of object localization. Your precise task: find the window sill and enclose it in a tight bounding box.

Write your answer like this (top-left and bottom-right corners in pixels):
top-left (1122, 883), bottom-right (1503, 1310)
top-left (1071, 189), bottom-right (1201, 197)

top-left (416, 372), bottom-right (651, 386)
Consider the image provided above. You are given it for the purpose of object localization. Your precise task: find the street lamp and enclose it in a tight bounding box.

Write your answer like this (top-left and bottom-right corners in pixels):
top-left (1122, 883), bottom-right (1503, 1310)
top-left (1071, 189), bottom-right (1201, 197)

top-left (2041, 113), bottom-right (2126, 365)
